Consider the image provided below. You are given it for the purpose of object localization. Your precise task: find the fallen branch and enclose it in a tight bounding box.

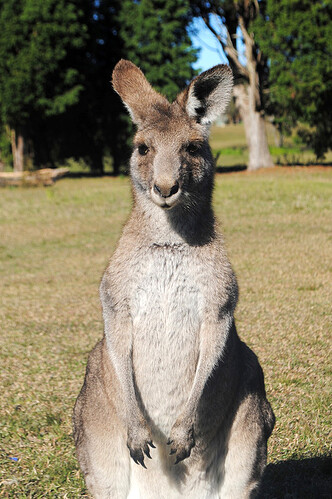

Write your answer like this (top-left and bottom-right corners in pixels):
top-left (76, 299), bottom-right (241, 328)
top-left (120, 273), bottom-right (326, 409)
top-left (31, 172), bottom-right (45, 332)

top-left (0, 167), bottom-right (69, 187)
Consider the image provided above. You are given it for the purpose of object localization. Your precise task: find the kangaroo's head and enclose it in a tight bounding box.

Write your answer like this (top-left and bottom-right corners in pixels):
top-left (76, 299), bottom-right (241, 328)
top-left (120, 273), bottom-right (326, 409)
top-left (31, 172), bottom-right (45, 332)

top-left (112, 60), bottom-right (233, 211)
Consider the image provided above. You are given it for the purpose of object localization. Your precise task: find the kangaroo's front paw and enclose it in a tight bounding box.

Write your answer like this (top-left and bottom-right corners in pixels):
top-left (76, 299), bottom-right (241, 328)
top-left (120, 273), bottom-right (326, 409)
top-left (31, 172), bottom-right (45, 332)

top-left (167, 418), bottom-right (195, 464)
top-left (127, 420), bottom-right (155, 468)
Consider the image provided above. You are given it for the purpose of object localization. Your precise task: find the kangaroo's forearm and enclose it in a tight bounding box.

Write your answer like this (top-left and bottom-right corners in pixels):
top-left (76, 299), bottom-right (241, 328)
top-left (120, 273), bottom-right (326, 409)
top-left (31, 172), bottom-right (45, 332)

top-left (181, 314), bottom-right (233, 418)
top-left (103, 313), bottom-right (142, 424)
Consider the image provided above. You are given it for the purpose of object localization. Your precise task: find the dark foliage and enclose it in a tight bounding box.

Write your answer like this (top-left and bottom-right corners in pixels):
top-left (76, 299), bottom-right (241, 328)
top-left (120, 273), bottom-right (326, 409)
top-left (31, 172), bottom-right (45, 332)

top-left (254, 0), bottom-right (332, 158)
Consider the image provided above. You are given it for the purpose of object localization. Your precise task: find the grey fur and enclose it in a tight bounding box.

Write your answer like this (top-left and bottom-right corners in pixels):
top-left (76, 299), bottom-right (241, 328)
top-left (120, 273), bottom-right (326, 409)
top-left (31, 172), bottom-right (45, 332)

top-left (73, 60), bottom-right (275, 498)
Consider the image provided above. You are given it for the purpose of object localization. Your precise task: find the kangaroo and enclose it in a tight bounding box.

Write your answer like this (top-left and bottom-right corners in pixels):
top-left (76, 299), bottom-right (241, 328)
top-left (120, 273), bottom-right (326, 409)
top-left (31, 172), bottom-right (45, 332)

top-left (73, 60), bottom-right (275, 499)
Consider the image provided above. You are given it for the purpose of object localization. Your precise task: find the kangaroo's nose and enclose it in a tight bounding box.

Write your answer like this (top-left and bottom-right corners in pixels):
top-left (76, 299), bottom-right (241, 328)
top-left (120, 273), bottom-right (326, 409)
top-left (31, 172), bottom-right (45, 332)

top-left (153, 181), bottom-right (179, 198)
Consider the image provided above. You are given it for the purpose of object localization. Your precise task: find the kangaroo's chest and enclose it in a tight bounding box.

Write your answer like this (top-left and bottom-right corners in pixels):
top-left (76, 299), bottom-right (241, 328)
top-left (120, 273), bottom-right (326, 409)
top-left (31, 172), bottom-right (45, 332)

top-left (131, 246), bottom-right (205, 334)
top-left (129, 246), bottom-right (206, 431)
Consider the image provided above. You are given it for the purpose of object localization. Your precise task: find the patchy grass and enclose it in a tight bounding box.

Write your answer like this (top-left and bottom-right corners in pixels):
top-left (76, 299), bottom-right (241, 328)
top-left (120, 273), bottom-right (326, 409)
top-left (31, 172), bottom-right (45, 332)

top-left (0, 168), bottom-right (331, 497)
top-left (210, 123), bottom-right (332, 168)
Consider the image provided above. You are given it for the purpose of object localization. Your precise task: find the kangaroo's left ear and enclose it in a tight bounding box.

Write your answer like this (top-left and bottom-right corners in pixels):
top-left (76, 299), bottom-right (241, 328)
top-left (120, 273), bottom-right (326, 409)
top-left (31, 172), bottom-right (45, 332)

top-left (177, 65), bottom-right (233, 125)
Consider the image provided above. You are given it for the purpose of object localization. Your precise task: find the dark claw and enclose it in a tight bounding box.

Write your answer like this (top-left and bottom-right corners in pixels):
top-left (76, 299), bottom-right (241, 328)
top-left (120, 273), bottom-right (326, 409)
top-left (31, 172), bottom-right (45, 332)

top-left (148, 440), bottom-right (156, 449)
top-left (136, 453), bottom-right (146, 468)
top-left (167, 438), bottom-right (173, 445)
top-left (136, 453), bottom-right (145, 467)
top-left (174, 448), bottom-right (191, 465)
top-left (129, 448), bottom-right (147, 468)
top-left (169, 447), bottom-right (176, 455)
top-left (144, 445), bottom-right (152, 459)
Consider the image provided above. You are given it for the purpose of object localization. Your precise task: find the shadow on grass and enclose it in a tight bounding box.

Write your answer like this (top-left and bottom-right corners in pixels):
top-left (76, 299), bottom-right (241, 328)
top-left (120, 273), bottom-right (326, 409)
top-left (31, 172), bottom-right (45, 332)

top-left (66, 171), bottom-right (118, 179)
top-left (216, 165), bottom-right (247, 173)
top-left (258, 455), bottom-right (331, 498)
top-left (277, 162), bottom-right (332, 167)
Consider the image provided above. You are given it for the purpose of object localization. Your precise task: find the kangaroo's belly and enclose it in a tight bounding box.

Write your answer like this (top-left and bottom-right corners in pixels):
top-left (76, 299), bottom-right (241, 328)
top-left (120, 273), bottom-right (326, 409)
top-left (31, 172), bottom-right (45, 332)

top-left (130, 247), bottom-right (204, 434)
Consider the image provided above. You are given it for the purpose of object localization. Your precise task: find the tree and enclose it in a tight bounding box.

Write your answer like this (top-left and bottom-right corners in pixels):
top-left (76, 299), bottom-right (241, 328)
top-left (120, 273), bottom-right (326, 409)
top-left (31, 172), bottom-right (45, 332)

top-left (191, 1), bottom-right (273, 170)
top-left (68, 0), bottom-right (128, 174)
top-left (40, 0), bottom-right (129, 174)
top-left (254, 0), bottom-right (332, 158)
top-left (0, 0), bottom-right (195, 174)
top-left (0, 0), bottom-right (132, 174)
top-left (0, 0), bottom-right (88, 171)
top-left (119, 0), bottom-right (197, 102)
top-left (0, 123), bottom-right (12, 171)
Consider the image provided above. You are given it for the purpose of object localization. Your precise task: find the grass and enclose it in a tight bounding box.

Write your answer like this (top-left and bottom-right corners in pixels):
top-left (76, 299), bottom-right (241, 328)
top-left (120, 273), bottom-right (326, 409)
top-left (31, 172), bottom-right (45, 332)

top-left (210, 123), bottom-right (332, 168)
top-left (0, 167), bottom-right (331, 497)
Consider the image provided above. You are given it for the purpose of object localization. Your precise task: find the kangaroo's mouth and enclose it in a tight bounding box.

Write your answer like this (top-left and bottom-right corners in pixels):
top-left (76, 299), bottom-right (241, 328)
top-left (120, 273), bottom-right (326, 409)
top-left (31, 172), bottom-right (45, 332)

top-left (150, 186), bottom-right (182, 209)
top-left (160, 202), bottom-right (174, 210)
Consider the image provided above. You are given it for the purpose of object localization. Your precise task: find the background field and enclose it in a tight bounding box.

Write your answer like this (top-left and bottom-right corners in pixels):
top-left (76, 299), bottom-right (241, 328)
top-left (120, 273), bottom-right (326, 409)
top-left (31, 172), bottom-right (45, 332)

top-left (210, 123), bottom-right (332, 169)
top-left (0, 167), bottom-right (331, 497)
top-left (46, 122), bottom-right (332, 176)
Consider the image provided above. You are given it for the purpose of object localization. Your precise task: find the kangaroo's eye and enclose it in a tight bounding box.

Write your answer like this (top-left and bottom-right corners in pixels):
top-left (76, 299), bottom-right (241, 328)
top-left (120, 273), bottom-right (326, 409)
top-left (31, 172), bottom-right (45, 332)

top-left (138, 144), bottom-right (149, 156)
top-left (187, 143), bottom-right (200, 155)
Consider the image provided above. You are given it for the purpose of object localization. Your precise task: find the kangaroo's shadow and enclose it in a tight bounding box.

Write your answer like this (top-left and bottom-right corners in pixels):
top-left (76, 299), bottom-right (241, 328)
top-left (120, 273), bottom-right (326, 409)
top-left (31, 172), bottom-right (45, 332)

top-left (258, 455), bottom-right (331, 498)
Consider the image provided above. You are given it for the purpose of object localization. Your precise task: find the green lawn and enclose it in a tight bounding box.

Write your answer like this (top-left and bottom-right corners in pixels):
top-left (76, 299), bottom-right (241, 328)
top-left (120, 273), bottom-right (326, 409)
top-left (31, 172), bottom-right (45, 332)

top-left (210, 123), bottom-right (332, 168)
top-left (0, 168), bottom-right (331, 497)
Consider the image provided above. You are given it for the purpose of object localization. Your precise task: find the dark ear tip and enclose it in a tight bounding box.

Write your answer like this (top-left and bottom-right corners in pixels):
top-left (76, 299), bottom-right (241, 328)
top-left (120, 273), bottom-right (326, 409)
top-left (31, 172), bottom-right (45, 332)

top-left (113, 59), bottom-right (135, 73)
top-left (218, 64), bottom-right (233, 80)
top-left (112, 60), bottom-right (140, 87)
top-left (202, 64), bottom-right (233, 80)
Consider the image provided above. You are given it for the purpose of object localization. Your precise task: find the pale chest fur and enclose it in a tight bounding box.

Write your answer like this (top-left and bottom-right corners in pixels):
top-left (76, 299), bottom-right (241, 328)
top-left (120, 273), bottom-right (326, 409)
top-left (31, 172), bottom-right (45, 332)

top-left (129, 244), bottom-right (207, 434)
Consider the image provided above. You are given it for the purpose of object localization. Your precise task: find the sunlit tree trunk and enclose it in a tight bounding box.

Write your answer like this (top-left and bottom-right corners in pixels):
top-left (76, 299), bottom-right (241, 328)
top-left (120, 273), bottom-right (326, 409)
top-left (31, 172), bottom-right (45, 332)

top-left (234, 84), bottom-right (273, 170)
top-left (198, 1), bottom-right (274, 170)
top-left (10, 129), bottom-right (24, 172)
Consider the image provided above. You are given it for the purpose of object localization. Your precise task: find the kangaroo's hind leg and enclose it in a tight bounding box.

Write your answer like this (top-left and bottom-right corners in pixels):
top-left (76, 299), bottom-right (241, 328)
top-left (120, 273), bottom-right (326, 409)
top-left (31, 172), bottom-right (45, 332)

top-left (216, 340), bottom-right (275, 499)
top-left (218, 392), bottom-right (274, 499)
top-left (73, 339), bottom-right (131, 499)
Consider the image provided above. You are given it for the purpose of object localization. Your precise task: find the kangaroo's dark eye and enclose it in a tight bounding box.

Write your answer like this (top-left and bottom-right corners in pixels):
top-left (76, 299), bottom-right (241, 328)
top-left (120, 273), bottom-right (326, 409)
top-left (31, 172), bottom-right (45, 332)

top-left (187, 143), bottom-right (200, 155)
top-left (138, 144), bottom-right (149, 156)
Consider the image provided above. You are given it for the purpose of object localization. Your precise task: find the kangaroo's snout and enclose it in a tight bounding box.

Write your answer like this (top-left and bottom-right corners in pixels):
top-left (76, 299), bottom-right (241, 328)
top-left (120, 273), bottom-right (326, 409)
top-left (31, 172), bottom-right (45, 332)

top-left (151, 178), bottom-right (181, 208)
top-left (149, 147), bottom-right (183, 208)
top-left (153, 181), bottom-right (179, 198)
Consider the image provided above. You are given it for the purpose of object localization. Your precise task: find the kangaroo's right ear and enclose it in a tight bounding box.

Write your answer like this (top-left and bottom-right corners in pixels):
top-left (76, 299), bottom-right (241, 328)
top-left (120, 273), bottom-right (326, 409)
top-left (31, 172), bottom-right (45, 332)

top-left (177, 65), bottom-right (233, 126)
top-left (112, 60), bottom-right (168, 126)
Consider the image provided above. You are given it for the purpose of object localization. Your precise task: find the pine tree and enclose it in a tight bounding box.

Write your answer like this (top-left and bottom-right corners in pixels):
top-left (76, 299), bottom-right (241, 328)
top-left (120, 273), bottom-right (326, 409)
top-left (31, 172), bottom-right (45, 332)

top-left (0, 0), bottom-right (131, 173)
top-left (119, 0), bottom-right (197, 102)
top-left (0, 1), bottom-right (197, 173)
top-left (0, 0), bottom-right (88, 171)
top-left (254, 0), bottom-right (332, 158)
top-left (43, 0), bottom-right (128, 174)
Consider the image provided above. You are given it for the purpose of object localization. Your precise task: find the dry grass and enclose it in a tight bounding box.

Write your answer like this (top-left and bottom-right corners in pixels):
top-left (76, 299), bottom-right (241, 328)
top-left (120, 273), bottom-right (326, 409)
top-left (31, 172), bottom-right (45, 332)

top-left (0, 167), bottom-right (331, 497)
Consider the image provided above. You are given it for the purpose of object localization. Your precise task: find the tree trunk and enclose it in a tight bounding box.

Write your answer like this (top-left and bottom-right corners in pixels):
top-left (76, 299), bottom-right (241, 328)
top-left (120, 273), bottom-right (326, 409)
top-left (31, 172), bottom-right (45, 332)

top-left (235, 16), bottom-right (273, 171)
top-left (200, 6), bottom-right (274, 171)
top-left (91, 151), bottom-right (104, 175)
top-left (10, 129), bottom-right (25, 172)
top-left (234, 84), bottom-right (273, 171)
